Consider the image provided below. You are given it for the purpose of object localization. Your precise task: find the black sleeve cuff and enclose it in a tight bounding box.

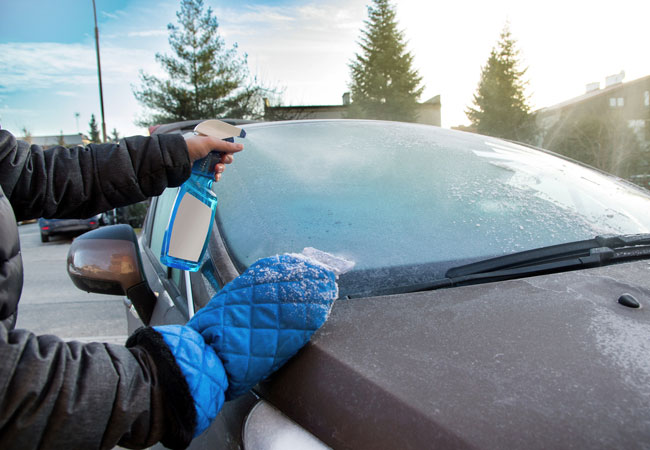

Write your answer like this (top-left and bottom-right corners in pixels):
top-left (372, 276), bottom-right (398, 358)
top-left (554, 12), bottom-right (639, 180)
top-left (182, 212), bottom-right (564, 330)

top-left (126, 327), bottom-right (197, 450)
top-left (157, 134), bottom-right (191, 188)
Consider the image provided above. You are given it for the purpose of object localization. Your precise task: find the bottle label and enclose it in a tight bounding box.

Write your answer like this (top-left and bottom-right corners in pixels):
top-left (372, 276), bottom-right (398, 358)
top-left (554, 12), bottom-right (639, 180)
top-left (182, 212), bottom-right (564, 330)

top-left (167, 192), bottom-right (213, 262)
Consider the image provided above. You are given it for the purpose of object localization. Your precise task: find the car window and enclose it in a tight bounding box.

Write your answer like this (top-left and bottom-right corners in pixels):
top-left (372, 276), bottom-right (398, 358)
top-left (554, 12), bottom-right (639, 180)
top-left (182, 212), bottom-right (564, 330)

top-left (213, 120), bottom-right (650, 297)
top-left (149, 187), bottom-right (178, 259)
top-left (148, 187), bottom-right (183, 288)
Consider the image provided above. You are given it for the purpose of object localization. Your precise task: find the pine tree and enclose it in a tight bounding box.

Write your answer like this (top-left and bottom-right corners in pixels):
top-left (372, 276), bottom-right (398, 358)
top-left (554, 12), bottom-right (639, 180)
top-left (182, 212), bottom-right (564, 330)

top-left (133, 0), bottom-right (268, 125)
top-left (348, 0), bottom-right (423, 122)
top-left (88, 114), bottom-right (101, 143)
top-left (466, 24), bottom-right (535, 142)
top-left (111, 128), bottom-right (120, 142)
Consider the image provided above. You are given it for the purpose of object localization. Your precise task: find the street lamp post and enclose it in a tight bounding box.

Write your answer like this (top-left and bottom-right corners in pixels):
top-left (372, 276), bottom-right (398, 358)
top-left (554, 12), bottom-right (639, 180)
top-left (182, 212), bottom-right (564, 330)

top-left (92, 0), bottom-right (107, 143)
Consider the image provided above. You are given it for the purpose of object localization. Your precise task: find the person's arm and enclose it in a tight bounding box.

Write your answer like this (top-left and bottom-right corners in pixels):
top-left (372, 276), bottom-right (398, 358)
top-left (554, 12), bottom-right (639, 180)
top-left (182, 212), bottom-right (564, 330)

top-left (0, 129), bottom-right (241, 222)
top-left (0, 129), bottom-right (190, 221)
top-left (0, 328), bottom-right (206, 450)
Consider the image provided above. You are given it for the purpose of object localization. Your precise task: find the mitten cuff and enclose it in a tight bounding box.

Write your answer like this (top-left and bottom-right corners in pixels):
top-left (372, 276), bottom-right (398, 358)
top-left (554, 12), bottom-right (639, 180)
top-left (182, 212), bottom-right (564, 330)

top-left (153, 325), bottom-right (228, 438)
top-left (126, 326), bottom-right (196, 449)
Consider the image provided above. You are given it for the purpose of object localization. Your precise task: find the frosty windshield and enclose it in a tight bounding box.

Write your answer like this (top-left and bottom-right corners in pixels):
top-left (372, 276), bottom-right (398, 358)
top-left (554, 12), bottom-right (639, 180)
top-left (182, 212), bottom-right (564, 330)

top-left (213, 120), bottom-right (650, 296)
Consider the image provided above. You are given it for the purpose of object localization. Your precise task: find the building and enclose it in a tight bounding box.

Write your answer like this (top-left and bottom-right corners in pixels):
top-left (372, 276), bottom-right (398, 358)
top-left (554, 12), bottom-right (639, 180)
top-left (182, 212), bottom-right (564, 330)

top-left (537, 72), bottom-right (650, 146)
top-left (264, 93), bottom-right (442, 127)
top-left (17, 133), bottom-right (91, 148)
top-left (536, 72), bottom-right (650, 188)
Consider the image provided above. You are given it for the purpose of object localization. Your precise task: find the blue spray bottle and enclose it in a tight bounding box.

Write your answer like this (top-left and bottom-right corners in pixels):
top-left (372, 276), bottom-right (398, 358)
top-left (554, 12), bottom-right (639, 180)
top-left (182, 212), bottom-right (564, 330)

top-left (160, 120), bottom-right (246, 272)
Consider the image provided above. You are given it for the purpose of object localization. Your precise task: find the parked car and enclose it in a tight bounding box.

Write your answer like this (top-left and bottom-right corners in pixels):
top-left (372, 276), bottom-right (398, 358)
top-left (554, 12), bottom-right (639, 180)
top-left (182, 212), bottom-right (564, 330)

top-left (100, 201), bottom-right (149, 228)
top-left (67, 119), bottom-right (650, 449)
top-left (38, 215), bottom-right (101, 242)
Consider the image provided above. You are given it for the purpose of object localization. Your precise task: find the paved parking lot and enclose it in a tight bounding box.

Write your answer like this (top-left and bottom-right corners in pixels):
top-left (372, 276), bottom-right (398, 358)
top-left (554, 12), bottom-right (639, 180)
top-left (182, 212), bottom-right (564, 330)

top-left (15, 222), bottom-right (128, 345)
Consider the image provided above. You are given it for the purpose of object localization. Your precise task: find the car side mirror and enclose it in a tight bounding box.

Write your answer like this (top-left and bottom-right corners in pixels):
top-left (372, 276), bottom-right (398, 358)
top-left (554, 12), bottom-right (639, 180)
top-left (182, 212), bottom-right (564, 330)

top-left (67, 224), bottom-right (156, 324)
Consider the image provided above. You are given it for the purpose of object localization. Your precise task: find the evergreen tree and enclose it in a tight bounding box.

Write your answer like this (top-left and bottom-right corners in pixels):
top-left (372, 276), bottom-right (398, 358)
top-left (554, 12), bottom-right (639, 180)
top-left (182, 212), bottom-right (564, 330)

top-left (88, 114), bottom-right (101, 143)
top-left (133, 0), bottom-right (268, 125)
top-left (466, 24), bottom-right (536, 142)
top-left (348, 0), bottom-right (423, 122)
top-left (111, 128), bottom-right (120, 143)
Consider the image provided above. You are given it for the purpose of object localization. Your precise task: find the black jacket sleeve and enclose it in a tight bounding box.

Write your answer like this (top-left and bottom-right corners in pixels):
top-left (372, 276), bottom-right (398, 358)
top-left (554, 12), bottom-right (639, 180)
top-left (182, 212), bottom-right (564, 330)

top-left (0, 129), bottom-right (198, 449)
top-left (0, 328), bottom-right (197, 450)
top-left (0, 130), bottom-right (191, 221)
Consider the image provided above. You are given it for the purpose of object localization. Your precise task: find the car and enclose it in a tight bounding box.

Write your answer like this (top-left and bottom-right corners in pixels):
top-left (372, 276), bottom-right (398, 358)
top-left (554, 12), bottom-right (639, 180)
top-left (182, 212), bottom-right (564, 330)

top-left (100, 201), bottom-right (149, 228)
top-left (66, 119), bottom-right (650, 449)
top-left (38, 215), bottom-right (101, 243)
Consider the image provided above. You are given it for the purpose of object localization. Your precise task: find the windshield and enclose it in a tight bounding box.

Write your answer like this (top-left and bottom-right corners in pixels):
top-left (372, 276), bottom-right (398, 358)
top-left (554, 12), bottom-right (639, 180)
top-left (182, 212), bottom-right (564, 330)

top-left (215, 120), bottom-right (650, 297)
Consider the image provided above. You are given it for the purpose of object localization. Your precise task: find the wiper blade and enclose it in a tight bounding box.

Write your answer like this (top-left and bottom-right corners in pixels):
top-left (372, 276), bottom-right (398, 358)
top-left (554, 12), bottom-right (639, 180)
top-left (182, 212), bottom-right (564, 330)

top-left (446, 233), bottom-right (650, 278)
top-left (383, 234), bottom-right (650, 296)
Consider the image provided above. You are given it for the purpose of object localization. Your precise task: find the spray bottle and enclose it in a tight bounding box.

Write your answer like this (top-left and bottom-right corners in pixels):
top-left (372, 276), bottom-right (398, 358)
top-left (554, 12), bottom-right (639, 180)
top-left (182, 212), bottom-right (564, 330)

top-left (160, 120), bottom-right (246, 272)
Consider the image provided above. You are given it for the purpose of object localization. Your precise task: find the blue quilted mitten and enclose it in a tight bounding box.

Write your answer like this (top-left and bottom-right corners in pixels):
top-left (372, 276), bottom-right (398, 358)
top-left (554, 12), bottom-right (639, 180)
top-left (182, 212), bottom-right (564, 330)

top-left (153, 324), bottom-right (228, 437)
top-left (187, 253), bottom-right (339, 399)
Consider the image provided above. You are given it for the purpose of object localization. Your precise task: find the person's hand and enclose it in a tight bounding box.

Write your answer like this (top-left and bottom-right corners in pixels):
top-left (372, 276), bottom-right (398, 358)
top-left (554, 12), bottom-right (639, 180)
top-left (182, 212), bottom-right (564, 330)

top-left (187, 253), bottom-right (339, 400)
top-left (185, 135), bottom-right (243, 182)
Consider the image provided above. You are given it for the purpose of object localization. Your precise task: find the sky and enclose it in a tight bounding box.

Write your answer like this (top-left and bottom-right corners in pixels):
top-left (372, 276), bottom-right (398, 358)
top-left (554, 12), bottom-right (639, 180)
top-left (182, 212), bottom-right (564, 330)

top-left (1, 0), bottom-right (649, 138)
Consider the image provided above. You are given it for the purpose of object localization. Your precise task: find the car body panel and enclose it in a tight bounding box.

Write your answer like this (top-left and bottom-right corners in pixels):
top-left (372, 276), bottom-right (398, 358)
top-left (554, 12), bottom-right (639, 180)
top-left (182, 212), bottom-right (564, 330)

top-left (260, 260), bottom-right (650, 449)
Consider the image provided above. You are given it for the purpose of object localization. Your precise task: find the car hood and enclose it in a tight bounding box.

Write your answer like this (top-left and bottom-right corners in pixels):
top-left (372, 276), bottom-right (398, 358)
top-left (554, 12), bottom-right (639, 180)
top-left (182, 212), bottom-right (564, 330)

top-left (258, 260), bottom-right (650, 449)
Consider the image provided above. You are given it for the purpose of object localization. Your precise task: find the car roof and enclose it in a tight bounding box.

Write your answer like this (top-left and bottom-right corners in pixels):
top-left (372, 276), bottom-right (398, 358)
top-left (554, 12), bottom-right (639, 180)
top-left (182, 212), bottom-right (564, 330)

top-left (151, 118), bottom-right (259, 135)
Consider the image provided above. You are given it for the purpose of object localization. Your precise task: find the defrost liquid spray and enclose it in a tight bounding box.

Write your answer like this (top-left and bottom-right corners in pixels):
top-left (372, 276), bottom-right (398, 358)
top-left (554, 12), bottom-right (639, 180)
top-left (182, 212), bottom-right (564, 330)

top-left (160, 120), bottom-right (246, 271)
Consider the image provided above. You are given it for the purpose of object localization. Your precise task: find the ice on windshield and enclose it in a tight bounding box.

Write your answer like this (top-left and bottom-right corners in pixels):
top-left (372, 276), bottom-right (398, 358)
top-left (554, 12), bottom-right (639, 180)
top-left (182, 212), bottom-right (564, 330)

top-left (215, 121), bottom-right (650, 295)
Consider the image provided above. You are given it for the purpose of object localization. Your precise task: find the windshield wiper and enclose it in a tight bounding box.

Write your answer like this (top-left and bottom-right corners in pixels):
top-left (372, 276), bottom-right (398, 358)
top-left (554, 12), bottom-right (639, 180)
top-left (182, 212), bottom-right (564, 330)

top-left (386, 233), bottom-right (650, 295)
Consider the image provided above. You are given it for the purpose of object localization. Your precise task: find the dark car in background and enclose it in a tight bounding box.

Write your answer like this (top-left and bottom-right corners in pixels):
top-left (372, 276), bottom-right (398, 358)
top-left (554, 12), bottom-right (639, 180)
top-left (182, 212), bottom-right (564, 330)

top-left (67, 119), bottom-right (650, 449)
top-left (100, 201), bottom-right (149, 229)
top-left (38, 215), bottom-right (101, 243)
